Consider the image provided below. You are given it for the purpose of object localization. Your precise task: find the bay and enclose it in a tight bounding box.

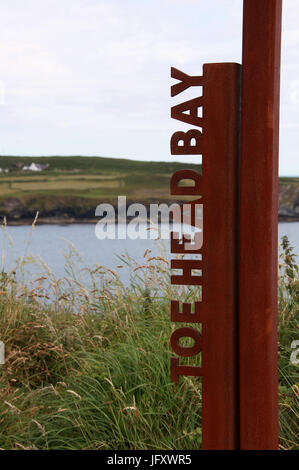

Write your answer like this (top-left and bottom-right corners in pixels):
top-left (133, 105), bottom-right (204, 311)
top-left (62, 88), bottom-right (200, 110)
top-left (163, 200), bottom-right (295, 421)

top-left (1, 222), bottom-right (298, 283)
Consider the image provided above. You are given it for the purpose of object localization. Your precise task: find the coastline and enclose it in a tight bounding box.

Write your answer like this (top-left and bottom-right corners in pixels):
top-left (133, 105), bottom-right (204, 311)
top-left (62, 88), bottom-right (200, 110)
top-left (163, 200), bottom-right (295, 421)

top-left (3, 214), bottom-right (299, 226)
top-left (5, 217), bottom-right (97, 226)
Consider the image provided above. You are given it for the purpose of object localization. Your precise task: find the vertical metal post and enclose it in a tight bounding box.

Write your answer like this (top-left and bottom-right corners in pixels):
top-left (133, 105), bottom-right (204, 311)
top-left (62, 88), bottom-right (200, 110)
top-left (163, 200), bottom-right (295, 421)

top-left (240, 0), bottom-right (282, 449)
top-left (201, 63), bottom-right (241, 450)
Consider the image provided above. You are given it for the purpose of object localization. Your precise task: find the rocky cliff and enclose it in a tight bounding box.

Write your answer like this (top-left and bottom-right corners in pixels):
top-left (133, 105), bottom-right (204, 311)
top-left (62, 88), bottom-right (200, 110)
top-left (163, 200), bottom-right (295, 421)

top-left (0, 180), bottom-right (299, 224)
top-left (279, 179), bottom-right (299, 221)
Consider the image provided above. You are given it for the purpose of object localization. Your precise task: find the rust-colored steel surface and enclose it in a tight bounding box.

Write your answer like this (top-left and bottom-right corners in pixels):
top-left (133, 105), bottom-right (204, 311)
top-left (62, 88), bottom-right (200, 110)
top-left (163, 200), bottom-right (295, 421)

top-left (170, 63), bottom-right (241, 449)
top-left (240, 0), bottom-right (282, 450)
top-left (201, 63), bottom-right (241, 450)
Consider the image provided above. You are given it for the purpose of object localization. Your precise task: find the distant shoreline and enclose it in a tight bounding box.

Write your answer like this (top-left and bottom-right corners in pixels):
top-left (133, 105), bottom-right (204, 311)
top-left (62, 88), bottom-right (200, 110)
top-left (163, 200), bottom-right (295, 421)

top-left (0, 156), bottom-right (298, 225)
top-left (3, 215), bottom-right (299, 226)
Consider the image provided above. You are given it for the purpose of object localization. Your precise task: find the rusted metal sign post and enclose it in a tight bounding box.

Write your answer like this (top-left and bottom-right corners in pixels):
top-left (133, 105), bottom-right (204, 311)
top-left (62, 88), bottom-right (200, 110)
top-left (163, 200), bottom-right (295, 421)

top-left (239, 0), bottom-right (282, 450)
top-left (169, 0), bottom-right (282, 450)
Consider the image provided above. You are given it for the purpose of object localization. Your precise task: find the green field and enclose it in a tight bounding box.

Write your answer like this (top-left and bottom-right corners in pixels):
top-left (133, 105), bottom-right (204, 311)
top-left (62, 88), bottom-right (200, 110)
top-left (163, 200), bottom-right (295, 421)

top-left (0, 156), bottom-right (298, 222)
top-left (0, 156), bottom-right (200, 201)
top-left (0, 156), bottom-right (202, 222)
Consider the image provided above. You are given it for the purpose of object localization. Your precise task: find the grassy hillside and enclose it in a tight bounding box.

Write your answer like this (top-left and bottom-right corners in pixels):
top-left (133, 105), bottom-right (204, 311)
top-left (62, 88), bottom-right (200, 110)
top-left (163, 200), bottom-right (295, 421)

top-left (0, 156), bottom-right (201, 222)
top-left (0, 156), bottom-right (298, 222)
top-left (0, 155), bottom-right (199, 200)
top-left (0, 155), bottom-right (201, 173)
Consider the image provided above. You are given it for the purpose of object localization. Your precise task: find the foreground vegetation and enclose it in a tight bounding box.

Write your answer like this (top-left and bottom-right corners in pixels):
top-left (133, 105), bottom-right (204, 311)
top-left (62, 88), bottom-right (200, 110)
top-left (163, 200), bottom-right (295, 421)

top-left (0, 233), bottom-right (298, 450)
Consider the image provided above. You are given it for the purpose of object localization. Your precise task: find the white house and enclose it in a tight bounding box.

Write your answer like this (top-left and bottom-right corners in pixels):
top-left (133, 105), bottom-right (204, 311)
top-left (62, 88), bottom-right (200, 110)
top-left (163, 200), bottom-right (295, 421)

top-left (22, 162), bottom-right (42, 172)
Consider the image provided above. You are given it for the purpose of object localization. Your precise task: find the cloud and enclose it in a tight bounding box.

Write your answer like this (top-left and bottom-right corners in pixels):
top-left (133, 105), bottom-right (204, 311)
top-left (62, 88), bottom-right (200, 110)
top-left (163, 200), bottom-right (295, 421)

top-left (0, 0), bottom-right (297, 174)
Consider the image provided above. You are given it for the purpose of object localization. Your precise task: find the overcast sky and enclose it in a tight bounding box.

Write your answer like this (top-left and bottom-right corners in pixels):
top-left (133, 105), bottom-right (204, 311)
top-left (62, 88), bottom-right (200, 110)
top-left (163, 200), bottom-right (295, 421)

top-left (0, 0), bottom-right (298, 175)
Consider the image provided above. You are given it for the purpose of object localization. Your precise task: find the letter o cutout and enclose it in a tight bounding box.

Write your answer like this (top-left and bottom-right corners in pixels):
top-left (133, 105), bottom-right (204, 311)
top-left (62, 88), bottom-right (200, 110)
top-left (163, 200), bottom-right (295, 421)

top-left (170, 327), bottom-right (202, 357)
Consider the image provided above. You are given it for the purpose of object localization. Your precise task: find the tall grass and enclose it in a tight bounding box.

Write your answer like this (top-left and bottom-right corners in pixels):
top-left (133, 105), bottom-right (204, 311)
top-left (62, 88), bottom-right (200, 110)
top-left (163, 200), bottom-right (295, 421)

top-left (278, 236), bottom-right (299, 449)
top-left (0, 231), bottom-right (298, 450)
